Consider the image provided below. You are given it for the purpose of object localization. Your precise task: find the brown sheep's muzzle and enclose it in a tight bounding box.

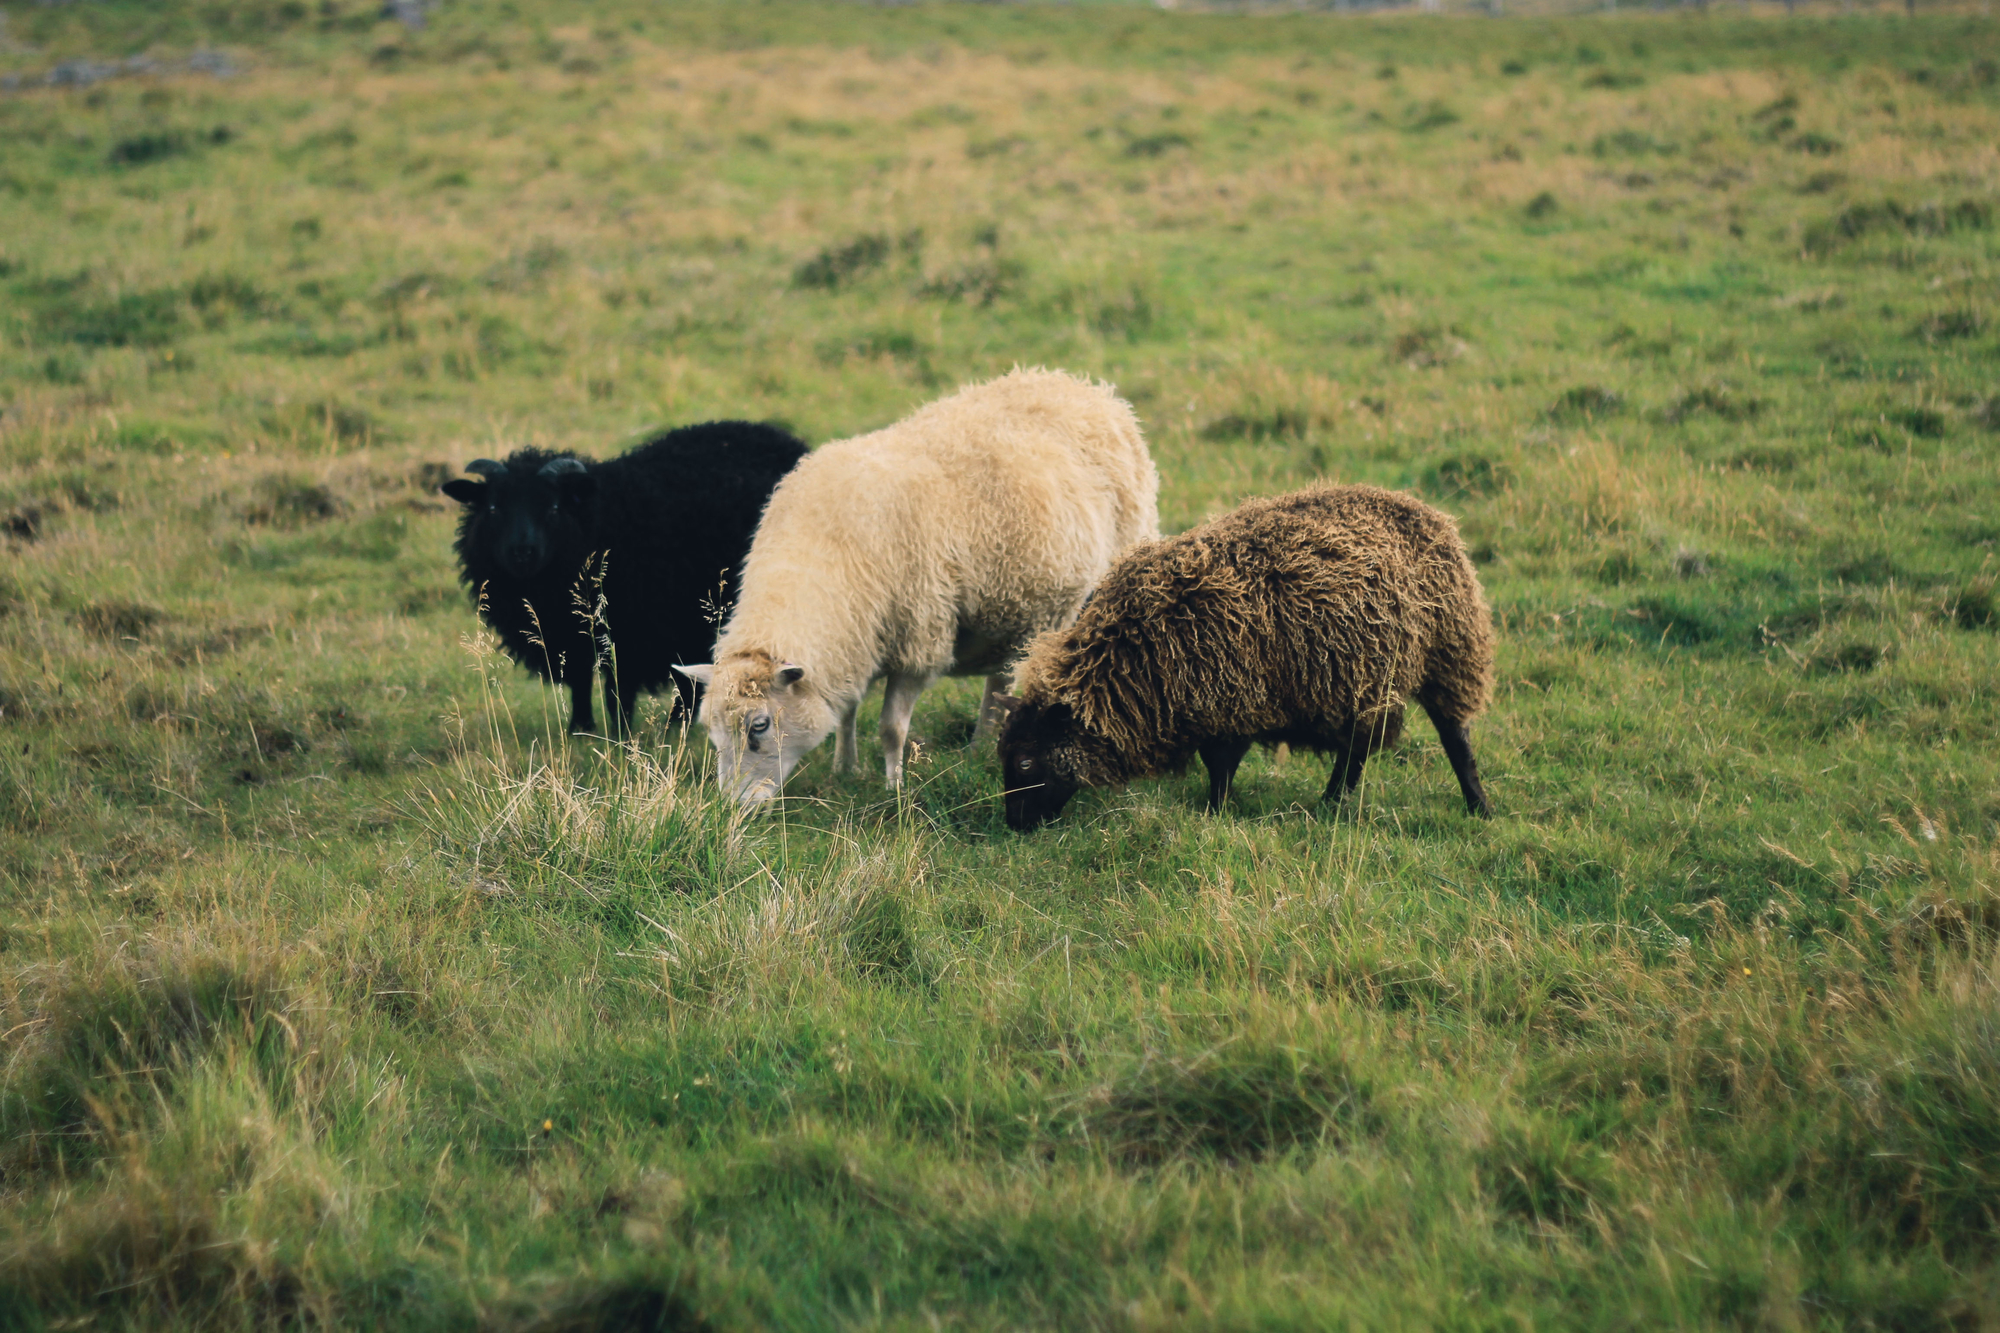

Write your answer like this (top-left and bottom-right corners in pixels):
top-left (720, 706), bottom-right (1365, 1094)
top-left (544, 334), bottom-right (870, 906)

top-left (1003, 775), bottom-right (1077, 831)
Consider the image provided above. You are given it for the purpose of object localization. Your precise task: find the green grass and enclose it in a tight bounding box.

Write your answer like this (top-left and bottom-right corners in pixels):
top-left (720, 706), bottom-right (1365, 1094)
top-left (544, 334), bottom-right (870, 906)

top-left (3, 1), bottom-right (2000, 1327)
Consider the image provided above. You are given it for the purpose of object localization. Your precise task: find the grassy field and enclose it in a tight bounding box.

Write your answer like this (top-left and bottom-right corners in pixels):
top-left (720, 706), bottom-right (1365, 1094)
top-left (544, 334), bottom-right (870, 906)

top-left (2, 2), bottom-right (1999, 1327)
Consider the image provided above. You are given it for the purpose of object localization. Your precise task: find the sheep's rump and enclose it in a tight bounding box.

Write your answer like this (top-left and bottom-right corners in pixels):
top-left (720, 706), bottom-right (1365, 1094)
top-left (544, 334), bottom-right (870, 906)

top-left (725, 368), bottom-right (1159, 684)
top-left (1012, 484), bottom-right (1494, 776)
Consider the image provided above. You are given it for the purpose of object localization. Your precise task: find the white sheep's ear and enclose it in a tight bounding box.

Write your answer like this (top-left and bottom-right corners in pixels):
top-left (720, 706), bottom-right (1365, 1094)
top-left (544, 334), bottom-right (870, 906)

top-left (775, 663), bottom-right (806, 689)
top-left (673, 663), bottom-right (715, 687)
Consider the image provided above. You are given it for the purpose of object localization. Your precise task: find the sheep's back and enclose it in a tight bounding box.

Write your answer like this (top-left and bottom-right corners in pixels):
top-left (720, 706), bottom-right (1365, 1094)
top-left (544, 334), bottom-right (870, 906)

top-left (727, 369), bottom-right (1158, 677)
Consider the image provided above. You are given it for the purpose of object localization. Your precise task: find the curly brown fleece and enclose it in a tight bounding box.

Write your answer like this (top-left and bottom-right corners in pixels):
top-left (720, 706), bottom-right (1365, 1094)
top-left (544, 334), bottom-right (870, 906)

top-left (1008, 484), bottom-right (1494, 797)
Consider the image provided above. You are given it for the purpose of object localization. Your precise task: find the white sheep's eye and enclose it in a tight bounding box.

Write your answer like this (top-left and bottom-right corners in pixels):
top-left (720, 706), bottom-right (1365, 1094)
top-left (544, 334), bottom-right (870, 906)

top-left (749, 716), bottom-right (771, 736)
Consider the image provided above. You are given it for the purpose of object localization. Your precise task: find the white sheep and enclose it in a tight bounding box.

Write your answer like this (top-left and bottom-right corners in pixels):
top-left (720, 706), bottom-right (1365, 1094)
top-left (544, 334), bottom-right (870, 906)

top-left (675, 368), bottom-right (1159, 806)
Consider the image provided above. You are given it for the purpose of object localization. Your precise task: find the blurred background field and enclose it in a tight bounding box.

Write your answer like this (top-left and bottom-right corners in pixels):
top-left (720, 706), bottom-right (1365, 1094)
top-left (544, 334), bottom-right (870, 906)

top-left (1, 2), bottom-right (1998, 1328)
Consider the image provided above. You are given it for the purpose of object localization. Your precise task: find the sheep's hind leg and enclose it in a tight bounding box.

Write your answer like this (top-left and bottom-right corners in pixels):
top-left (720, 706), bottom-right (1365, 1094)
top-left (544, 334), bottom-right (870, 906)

top-left (833, 698), bottom-right (861, 774)
top-left (879, 670), bottom-right (934, 788)
top-left (1320, 727), bottom-right (1370, 808)
top-left (972, 673), bottom-right (1011, 744)
top-left (1423, 704), bottom-right (1491, 818)
top-left (1198, 736), bottom-right (1254, 813)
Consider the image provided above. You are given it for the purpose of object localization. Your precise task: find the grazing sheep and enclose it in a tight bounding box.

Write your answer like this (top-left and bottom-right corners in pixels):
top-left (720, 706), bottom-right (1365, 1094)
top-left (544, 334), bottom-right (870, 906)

top-left (996, 484), bottom-right (1495, 830)
top-left (675, 368), bottom-right (1159, 805)
top-left (442, 422), bottom-right (808, 736)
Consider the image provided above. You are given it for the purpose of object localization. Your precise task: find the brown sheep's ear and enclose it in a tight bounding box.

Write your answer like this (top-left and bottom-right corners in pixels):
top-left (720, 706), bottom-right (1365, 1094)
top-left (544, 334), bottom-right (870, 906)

top-left (1046, 746), bottom-right (1087, 782)
top-left (775, 664), bottom-right (806, 689)
top-left (994, 694), bottom-right (1023, 717)
top-left (441, 478), bottom-right (484, 505)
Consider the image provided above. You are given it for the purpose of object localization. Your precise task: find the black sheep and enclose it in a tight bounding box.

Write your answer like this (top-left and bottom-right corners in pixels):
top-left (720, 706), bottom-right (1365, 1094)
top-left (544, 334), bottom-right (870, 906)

top-left (441, 421), bottom-right (808, 736)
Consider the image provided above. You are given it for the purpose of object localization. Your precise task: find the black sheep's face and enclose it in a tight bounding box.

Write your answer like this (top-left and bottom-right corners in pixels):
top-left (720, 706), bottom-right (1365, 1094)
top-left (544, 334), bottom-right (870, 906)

top-left (996, 698), bottom-right (1082, 832)
top-left (443, 458), bottom-right (596, 580)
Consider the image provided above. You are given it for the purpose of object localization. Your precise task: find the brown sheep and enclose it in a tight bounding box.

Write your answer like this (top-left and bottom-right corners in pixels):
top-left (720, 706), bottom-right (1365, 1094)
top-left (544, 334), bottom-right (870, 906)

top-left (995, 484), bottom-right (1495, 830)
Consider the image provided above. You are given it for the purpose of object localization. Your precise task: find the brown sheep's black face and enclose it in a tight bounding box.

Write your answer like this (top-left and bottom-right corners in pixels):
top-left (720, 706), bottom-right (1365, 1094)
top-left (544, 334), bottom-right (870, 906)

top-left (997, 700), bottom-right (1081, 831)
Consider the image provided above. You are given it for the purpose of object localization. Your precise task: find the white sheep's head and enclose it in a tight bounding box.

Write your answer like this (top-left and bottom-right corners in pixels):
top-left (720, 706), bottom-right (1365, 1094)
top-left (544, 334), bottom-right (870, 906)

top-left (674, 652), bottom-right (833, 807)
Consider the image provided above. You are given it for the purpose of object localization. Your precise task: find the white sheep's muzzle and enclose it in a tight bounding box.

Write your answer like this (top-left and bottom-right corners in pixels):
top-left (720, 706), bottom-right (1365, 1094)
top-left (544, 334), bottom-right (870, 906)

top-left (713, 741), bottom-right (790, 807)
top-left (679, 659), bottom-right (827, 810)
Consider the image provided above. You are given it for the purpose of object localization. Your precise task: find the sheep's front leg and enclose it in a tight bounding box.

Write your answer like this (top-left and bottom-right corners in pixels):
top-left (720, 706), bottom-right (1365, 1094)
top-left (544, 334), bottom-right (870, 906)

top-left (1197, 736), bottom-right (1254, 813)
top-left (832, 697), bottom-right (861, 774)
top-left (879, 670), bottom-right (934, 788)
top-left (972, 673), bottom-right (1011, 743)
top-left (1423, 704), bottom-right (1492, 818)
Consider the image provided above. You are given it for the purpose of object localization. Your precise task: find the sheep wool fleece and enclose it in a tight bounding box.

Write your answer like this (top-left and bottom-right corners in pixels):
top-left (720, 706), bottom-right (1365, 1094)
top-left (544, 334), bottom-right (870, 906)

top-left (716, 368), bottom-right (1160, 701)
top-left (1010, 484), bottom-right (1495, 784)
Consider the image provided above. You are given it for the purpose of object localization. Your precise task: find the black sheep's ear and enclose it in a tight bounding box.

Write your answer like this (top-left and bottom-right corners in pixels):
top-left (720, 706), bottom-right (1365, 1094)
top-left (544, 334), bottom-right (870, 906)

top-left (441, 479), bottom-right (484, 505)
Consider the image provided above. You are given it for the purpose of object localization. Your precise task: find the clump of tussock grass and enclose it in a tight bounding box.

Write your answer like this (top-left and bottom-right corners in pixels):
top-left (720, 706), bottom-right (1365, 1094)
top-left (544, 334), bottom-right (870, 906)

top-left (1591, 128), bottom-right (1675, 158)
top-left (0, 1036), bottom-right (366, 1328)
top-left (1950, 575), bottom-right (1997, 631)
top-left (1039, 262), bottom-right (1167, 343)
top-left (917, 255), bottom-right (1025, 307)
top-left (501, 1266), bottom-right (722, 1333)
top-left (1545, 384), bottom-right (1624, 422)
top-left (73, 597), bottom-right (166, 640)
top-left (1914, 307), bottom-right (1987, 343)
top-left (484, 238), bottom-right (571, 293)
top-left (1421, 450), bottom-right (1512, 500)
top-left (0, 1154), bottom-right (310, 1326)
top-left (1808, 196), bottom-right (1994, 252)
top-left (1, 501), bottom-right (43, 542)
top-left (1476, 1119), bottom-right (1614, 1230)
top-left (423, 644), bottom-right (941, 985)
top-left (723, 1129), bottom-right (916, 1214)
top-left (1521, 947), bottom-right (2000, 1256)
top-left (1664, 383), bottom-right (1763, 423)
top-left (36, 286), bottom-right (187, 349)
top-left (0, 946), bottom-right (316, 1178)
top-left (260, 398), bottom-right (385, 450)
top-left (1122, 129), bottom-right (1192, 157)
top-left (242, 471), bottom-right (342, 526)
top-left (1805, 639), bottom-right (1885, 675)
top-left (1195, 365), bottom-right (1343, 445)
top-left (640, 839), bottom-right (937, 1010)
top-left (1389, 324), bottom-right (1470, 368)
top-left (1066, 1040), bottom-right (1376, 1166)
top-left (423, 730), bottom-right (743, 911)
top-left (186, 271), bottom-right (270, 326)
top-left (792, 233), bottom-right (895, 290)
